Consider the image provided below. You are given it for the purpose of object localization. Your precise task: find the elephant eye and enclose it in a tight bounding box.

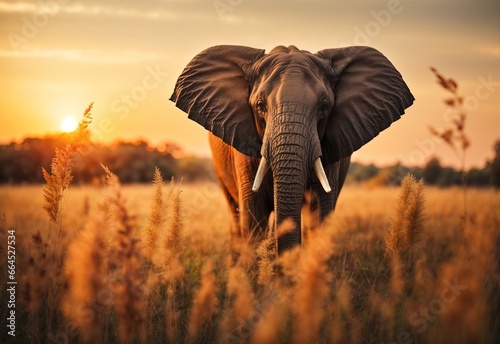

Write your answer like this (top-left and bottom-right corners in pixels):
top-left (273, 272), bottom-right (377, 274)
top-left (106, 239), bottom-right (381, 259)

top-left (319, 99), bottom-right (329, 116)
top-left (256, 100), bottom-right (267, 114)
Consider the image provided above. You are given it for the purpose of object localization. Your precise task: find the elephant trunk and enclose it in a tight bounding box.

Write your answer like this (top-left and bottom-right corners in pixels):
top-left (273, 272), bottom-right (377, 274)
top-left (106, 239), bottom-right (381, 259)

top-left (263, 106), bottom-right (324, 253)
top-left (273, 152), bottom-right (305, 252)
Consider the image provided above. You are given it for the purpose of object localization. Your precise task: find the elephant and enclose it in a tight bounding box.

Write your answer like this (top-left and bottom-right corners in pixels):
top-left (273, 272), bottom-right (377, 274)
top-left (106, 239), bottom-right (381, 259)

top-left (170, 45), bottom-right (414, 254)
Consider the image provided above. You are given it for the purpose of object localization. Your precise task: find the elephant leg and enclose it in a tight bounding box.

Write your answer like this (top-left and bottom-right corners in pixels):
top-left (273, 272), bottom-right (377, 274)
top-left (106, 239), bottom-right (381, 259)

top-left (311, 156), bottom-right (351, 221)
top-left (309, 175), bottom-right (335, 223)
top-left (217, 180), bottom-right (241, 240)
top-left (248, 198), bottom-right (272, 244)
top-left (234, 152), bottom-right (273, 242)
top-left (209, 135), bottom-right (273, 245)
top-left (337, 156), bottom-right (351, 197)
top-left (209, 133), bottom-right (242, 239)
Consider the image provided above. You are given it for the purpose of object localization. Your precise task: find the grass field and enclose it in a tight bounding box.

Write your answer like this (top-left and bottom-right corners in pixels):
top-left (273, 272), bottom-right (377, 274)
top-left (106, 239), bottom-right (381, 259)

top-left (0, 178), bottom-right (499, 344)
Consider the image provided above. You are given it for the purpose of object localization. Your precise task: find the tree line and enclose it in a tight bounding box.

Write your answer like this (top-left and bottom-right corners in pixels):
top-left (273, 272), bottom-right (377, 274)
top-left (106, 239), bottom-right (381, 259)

top-left (0, 134), bottom-right (214, 184)
top-left (0, 135), bottom-right (498, 187)
top-left (347, 139), bottom-right (500, 188)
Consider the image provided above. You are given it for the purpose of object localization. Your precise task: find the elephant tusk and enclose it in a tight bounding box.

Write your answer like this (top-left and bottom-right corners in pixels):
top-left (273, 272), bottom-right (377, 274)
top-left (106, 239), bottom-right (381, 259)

top-left (252, 157), bottom-right (269, 192)
top-left (314, 158), bottom-right (332, 193)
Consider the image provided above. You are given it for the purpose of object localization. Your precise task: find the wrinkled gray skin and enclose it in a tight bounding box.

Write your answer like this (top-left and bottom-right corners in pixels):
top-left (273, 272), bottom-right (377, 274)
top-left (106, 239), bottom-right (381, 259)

top-left (170, 45), bottom-right (414, 254)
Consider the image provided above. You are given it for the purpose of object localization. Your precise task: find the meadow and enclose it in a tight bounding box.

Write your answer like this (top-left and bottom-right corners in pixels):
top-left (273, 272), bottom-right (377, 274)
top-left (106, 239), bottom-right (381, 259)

top-left (0, 176), bottom-right (499, 343)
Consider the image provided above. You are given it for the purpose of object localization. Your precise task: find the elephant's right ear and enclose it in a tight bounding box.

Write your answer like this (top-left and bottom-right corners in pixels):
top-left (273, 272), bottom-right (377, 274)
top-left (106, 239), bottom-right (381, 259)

top-left (170, 45), bottom-right (266, 157)
top-left (317, 46), bottom-right (414, 165)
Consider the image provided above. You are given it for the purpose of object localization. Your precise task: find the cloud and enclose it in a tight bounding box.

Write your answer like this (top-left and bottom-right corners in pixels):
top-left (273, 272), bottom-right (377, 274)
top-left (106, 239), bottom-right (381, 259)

top-left (0, 0), bottom-right (205, 21)
top-left (0, 48), bottom-right (161, 64)
top-left (0, 2), bottom-right (38, 13)
top-left (474, 45), bottom-right (500, 58)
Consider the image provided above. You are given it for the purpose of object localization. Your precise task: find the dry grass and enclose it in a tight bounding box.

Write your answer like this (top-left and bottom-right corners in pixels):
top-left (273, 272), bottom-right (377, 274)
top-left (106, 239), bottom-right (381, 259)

top-left (385, 174), bottom-right (425, 258)
top-left (42, 103), bottom-right (92, 224)
top-left (143, 167), bottom-right (167, 263)
top-left (0, 173), bottom-right (499, 343)
top-left (188, 260), bottom-right (218, 342)
top-left (256, 223), bottom-right (276, 288)
top-left (429, 67), bottom-right (470, 164)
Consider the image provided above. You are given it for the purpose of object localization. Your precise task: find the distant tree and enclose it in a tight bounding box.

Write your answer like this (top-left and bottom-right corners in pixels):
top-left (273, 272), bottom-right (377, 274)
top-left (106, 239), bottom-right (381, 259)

top-left (178, 157), bottom-right (215, 182)
top-left (423, 157), bottom-right (443, 184)
top-left (0, 136), bottom-right (180, 184)
top-left (0, 136), bottom-right (68, 183)
top-left (438, 167), bottom-right (461, 186)
top-left (347, 162), bottom-right (379, 183)
top-left (362, 164), bottom-right (407, 187)
top-left (467, 168), bottom-right (491, 187)
top-left (489, 139), bottom-right (500, 189)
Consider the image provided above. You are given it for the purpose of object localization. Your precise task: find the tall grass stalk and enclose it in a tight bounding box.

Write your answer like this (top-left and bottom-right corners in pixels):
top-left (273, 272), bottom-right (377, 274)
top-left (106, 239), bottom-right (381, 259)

top-left (42, 103), bottom-right (93, 226)
top-left (385, 174), bottom-right (426, 267)
top-left (256, 222), bottom-right (276, 288)
top-left (103, 165), bottom-right (146, 343)
top-left (163, 188), bottom-right (185, 342)
top-left (144, 167), bottom-right (166, 263)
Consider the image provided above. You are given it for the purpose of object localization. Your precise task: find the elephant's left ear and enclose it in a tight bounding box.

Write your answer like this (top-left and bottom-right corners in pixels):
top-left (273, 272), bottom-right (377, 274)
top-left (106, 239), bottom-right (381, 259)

top-left (170, 45), bottom-right (266, 158)
top-left (317, 46), bottom-right (414, 164)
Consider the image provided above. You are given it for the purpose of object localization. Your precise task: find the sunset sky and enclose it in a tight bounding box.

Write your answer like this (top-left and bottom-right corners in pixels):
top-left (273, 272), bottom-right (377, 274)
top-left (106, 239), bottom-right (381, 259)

top-left (0, 0), bottom-right (498, 168)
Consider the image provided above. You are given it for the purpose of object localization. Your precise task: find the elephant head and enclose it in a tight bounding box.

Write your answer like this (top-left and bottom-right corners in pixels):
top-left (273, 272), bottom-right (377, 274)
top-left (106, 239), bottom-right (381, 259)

top-left (170, 45), bottom-right (413, 250)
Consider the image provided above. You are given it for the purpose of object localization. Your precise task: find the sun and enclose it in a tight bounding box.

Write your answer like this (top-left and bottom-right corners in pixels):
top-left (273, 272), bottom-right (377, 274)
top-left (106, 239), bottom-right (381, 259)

top-left (60, 117), bottom-right (78, 133)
